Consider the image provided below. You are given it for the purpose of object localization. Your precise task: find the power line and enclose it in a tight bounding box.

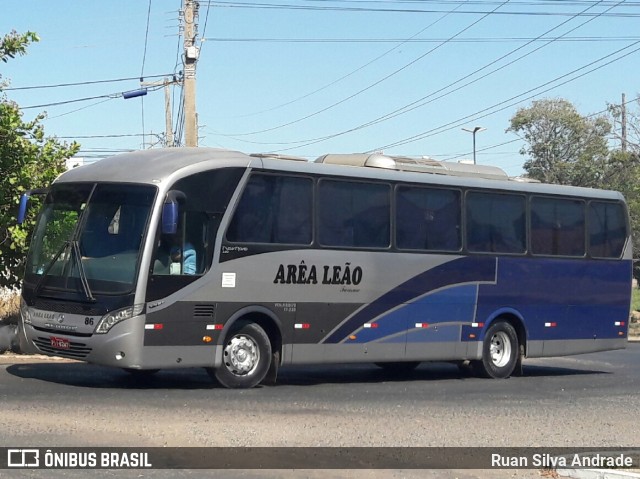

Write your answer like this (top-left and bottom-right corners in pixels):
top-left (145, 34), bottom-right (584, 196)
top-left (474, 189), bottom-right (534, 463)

top-left (231, 0), bottom-right (620, 149)
top-left (224, 0), bottom-right (513, 136)
top-left (370, 40), bottom-right (640, 151)
top-left (21, 93), bottom-right (119, 110)
top-left (4, 73), bottom-right (176, 91)
top-left (201, 0), bottom-right (213, 47)
top-left (324, 0), bottom-right (622, 143)
top-left (141, 0), bottom-right (153, 77)
top-left (20, 84), bottom-right (168, 110)
top-left (140, 0), bottom-right (154, 149)
top-left (223, 0), bottom-right (468, 119)
top-left (204, 35), bottom-right (640, 44)
top-left (251, 36), bottom-right (639, 154)
top-left (208, 0), bottom-right (640, 6)
top-left (58, 134), bottom-right (147, 139)
top-left (47, 98), bottom-right (115, 119)
top-left (202, 0), bottom-right (640, 17)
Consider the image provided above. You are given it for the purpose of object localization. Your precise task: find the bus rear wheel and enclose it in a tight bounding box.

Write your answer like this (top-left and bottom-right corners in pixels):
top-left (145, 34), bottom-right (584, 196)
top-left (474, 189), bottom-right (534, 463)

top-left (211, 322), bottom-right (272, 389)
top-left (473, 320), bottom-right (518, 379)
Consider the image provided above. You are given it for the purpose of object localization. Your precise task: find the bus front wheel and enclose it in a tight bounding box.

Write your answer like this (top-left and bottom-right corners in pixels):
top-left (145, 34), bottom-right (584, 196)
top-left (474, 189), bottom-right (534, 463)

top-left (474, 320), bottom-right (518, 379)
top-left (211, 321), bottom-right (272, 389)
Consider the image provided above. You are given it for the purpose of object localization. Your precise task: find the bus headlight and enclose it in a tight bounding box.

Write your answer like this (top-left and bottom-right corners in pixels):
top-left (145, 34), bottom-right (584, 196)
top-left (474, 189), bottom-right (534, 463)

top-left (20, 298), bottom-right (32, 325)
top-left (94, 304), bottom-right (145, 334)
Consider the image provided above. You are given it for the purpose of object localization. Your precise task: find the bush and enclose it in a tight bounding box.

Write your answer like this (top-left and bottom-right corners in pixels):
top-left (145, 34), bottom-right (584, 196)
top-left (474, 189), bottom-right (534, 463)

top-left (0, 288), bottom-right (20, 325)
top-left (633, 288), bottom-right (640, 314)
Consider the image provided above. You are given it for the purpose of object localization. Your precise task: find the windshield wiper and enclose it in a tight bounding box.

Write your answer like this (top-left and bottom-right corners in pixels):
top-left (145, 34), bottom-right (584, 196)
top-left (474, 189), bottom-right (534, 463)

top-left (33, 239), bottom-right (96, 302)
top-left (71, 240), bottom-right (95, 302)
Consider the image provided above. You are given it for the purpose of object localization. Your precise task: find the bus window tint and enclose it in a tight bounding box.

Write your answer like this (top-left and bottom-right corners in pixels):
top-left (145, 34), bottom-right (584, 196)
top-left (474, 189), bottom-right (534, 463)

top-left (531, 197), bottom-right (585, 256)
top-left (227, 174), bottom-right (312, 244)
top-left (466, 192), bottom-right (526, 254)
top-left (396, 186), bottom-right (461, 251)
top-left (318, 180), bottom-right (390, 248)
top-left (589, 201), bottom-right (626, 258)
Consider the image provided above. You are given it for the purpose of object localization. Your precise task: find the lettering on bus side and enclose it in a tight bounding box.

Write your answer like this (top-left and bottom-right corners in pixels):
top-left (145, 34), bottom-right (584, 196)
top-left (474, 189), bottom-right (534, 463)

top-left (273, 261), bottom-right (363, 285)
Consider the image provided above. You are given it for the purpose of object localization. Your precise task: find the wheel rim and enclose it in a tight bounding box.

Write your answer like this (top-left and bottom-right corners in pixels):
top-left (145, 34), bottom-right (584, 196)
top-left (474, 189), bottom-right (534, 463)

top-left (223, 334), bottom-right (260, 376)
top-left (489, 331), bottom-right (511, 368)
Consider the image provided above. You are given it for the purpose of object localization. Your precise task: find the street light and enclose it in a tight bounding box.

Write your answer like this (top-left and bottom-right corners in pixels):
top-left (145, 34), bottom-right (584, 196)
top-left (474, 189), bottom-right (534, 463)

top-left (462, 126), bottom-right (486, 165)
top-left (122, 88), bottom-right (148, 100)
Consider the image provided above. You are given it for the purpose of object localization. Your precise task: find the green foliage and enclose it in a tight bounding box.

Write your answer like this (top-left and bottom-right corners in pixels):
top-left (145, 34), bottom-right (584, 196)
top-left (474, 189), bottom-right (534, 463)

top-left (507, 98), bottom-right (611, 187)
top-left (1, 31), bottom-right (80, 288)
top-left (0, 30), bottom-right (38, 63)
top-left (509, 97), bottom-right (640, 280)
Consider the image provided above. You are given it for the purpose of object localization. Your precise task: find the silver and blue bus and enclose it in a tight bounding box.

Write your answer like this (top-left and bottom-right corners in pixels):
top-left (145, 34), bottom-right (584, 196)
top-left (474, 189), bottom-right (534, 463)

top-left (17, 148), bottom-right (632, 388)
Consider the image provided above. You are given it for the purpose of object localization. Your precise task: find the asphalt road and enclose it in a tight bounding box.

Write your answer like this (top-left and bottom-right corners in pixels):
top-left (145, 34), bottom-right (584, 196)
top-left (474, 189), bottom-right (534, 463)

top-left (1, 344), bottom-right (639, 478)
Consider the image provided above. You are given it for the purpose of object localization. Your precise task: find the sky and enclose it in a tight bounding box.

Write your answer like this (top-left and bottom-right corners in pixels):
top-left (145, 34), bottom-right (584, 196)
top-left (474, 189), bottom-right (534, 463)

top-left (1, 0), bottom-right (639, 176)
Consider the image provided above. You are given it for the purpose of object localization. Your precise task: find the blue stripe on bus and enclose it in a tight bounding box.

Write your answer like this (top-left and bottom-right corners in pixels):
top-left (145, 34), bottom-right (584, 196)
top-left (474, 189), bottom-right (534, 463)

top-left (475, 258), bottom-right (632, 341)
top-left (348, 284), bottom-right (478, 344)
top-left (322, 256), bottom-right (497, 344)
top-left (323, 256), bottom-right (631, 345)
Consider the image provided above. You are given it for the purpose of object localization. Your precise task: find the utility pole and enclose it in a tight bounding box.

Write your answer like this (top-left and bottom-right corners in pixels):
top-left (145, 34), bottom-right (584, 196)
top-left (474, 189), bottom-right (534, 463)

top-left (164, 78), bottom-right (174, 147)
top-left (183, 0), bottom-right (199, 147)
top-left (622, 93), bottom-right (627, 153)
top-left (141, 78), bottom-right (175, 147)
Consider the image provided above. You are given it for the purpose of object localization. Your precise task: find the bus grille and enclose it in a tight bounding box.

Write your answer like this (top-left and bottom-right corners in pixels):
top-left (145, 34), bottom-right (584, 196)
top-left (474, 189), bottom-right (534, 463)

top-left (32, 299), bottom-right (106, 316)
top-left (32, 337), bottom-right (92, 359)
top-left (33, 326), bottom-right (92, 338)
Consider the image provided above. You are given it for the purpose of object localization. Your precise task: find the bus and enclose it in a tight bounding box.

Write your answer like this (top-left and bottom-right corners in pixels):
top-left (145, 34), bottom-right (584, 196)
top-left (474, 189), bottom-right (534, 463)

top-left (17, 147), bottom-right (632, 388)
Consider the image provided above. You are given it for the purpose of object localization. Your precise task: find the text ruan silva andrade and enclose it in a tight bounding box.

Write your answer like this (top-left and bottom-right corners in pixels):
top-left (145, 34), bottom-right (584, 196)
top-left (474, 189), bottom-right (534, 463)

top-left (491, 453), bottom-right (635, 468)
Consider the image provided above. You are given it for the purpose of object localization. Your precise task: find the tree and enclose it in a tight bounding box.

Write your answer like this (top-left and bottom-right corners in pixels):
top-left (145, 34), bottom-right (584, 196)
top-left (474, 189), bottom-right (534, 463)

top-left (0, 31), bottom-right (80, 289)
top-left (608, 95), bottom-right (640, 153)
top-left (0, 30), bottom-right (38, 65)
top-left (606, 97), bottom-right (640, 278)
top-left (507, 98), bottom-right (611, 187)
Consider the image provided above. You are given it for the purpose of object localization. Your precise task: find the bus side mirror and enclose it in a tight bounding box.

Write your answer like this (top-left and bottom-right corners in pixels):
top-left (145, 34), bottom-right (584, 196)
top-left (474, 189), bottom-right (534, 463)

top-left (162, 202), bottom-right (179, 235)
top-left (17, 188), bottom-right (48, 224)
top-left (17, 194), bottom-right (30, 225)
top-left (161, 190), bottom-right (186, 235)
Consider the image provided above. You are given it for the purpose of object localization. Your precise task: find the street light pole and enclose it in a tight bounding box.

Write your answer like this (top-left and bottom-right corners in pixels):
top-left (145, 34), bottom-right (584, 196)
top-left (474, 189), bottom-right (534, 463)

top-left (462, 126), bottom-right (486, 165)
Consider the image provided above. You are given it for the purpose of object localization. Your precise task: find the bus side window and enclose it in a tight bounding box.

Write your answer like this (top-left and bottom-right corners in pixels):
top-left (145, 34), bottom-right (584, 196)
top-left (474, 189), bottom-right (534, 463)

top-left (589, 201), bottom-right (626, 258)
top-left (227, 174), bottom-right (312, 245)
top-left (318, 180), bottom-right (390, 248)
top-left (531, 197), bottom-right (585, 257)
top-left (396, 186), bottom-right (461, 251)
top-left (227, 175), bottom-right (274, 243)
top-left (466, 192), bottom-right (525, 254)
top-left (273, 177), bottom-right (312, 245)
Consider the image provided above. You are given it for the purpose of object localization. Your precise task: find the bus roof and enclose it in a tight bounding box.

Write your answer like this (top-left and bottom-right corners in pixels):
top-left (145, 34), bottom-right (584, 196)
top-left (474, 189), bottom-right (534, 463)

top-left (56, 147), bottom-right (625, 202)
top-left (56, 148), bottom-right (254, 185)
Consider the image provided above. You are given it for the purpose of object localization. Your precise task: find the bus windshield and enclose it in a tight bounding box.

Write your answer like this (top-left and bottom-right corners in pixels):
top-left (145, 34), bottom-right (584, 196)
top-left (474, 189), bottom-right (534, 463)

top-left (25, 183), bottom-right (156, 296)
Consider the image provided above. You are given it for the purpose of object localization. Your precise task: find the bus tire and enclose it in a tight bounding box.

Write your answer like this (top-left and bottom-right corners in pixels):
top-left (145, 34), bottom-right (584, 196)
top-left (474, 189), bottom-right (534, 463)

top-left (213, 321), bottom-right (272, 389)
top-left (474, 320), bottom-right (518, 379)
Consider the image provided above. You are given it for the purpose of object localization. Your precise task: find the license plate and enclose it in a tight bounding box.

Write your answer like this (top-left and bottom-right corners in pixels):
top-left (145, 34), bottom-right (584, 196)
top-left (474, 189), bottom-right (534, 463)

top-left (50, 337), bottom-right (70, 350)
